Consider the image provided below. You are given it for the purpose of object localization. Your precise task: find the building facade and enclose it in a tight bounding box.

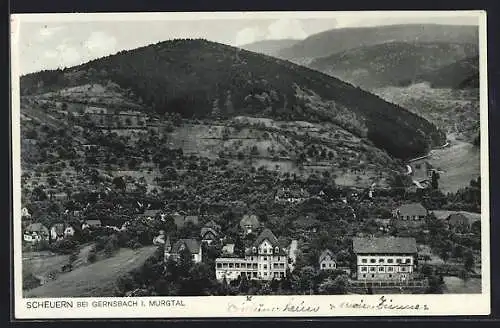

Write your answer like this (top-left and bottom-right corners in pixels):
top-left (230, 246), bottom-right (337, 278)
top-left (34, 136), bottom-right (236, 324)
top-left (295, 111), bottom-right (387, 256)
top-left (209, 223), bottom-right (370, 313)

top-left (164, 237), bottom-right (203, 263)
top-left (215, 229), bottom-right (288, 281)
top-left (353, 237), bottom-right (417, 282)
top-left (319, 249), bottom-right (337, 270)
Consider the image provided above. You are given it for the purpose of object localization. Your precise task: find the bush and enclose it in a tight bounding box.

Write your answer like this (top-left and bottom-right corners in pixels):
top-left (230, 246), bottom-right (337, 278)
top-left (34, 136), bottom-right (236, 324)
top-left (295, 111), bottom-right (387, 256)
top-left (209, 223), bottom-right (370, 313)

top-left (87, 247), bottom-right (97, 263)
top-left (23, 272), bottom-right (41, 290)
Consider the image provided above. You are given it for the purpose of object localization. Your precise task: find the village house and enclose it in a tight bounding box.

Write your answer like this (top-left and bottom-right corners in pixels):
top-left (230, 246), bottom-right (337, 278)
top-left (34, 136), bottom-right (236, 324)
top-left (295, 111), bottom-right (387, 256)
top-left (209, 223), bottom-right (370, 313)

top-left (352, 236), bottom-right (418, 282)
top-left (82, 219), bottom-right (102, 230)
top-left (221, 243), bottom-right (235, 255)
top-left (319, 249), bottom-right (337, 270)
top-left (393, 203), bottom-right (428, 225)
top-left (215, 228), bottom-right (289, 282)
top-left (24, 223), bottom-right (50, 243)
top-left (293, 216), bottom-right (321, 234)
top-left (153, 230), bottom-right (166, 246)
top-left (164, 237), bottom-right (203, 263)
top-left (50, 223), bottom-right (66, 241)
top-left (21, 207), bottom-right (31, 219)
top-left (239, 214), bottom-right (260, 235)
top-left (446, 212), bottom-right (480, 231)
top-left (274, 187), bottom-right (310, 204)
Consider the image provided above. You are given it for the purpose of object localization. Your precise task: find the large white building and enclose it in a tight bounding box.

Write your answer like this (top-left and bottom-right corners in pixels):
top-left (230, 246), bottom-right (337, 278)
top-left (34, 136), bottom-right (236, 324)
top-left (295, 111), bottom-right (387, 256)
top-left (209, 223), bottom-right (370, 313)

top-left (215, 229), bottom-right (289, 281)
top-left (352, 237), bottom-right (417, 282)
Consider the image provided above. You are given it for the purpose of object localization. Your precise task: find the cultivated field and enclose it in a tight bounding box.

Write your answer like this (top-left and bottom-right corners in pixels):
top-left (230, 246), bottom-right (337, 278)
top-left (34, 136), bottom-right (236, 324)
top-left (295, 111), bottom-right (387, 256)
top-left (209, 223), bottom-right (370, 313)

top-left (411, 136), bottom-right (480, 194)
top-left (24, 246), bottom-right (158, 298)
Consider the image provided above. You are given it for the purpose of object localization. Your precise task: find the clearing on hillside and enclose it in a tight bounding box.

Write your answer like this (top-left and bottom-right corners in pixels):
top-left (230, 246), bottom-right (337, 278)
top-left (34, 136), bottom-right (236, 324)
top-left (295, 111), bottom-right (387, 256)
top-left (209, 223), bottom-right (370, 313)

top-left (24, 246), bottom-right (158, 298)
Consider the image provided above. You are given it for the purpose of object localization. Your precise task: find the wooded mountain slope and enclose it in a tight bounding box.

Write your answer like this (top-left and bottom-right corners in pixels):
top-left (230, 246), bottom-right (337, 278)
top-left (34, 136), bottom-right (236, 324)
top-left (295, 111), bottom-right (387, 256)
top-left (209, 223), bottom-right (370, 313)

top-left (20, 38), bottom-right (445, 159)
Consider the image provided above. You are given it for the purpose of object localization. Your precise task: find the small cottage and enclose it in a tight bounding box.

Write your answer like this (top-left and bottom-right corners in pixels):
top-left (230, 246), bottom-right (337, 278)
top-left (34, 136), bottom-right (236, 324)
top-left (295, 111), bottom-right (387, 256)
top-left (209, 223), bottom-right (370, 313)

top-left (164, 237), bottom-right (203, 263)
top-left (24, 223), bottom-right (50, 243)
top-left (318, 249), bottom-right (337, 270)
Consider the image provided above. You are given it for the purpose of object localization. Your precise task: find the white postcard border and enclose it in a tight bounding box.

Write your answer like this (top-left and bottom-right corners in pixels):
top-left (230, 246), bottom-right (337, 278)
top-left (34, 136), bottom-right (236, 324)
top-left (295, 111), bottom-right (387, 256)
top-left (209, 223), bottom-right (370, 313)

top-left (11, 10), bottom-right (490, 319)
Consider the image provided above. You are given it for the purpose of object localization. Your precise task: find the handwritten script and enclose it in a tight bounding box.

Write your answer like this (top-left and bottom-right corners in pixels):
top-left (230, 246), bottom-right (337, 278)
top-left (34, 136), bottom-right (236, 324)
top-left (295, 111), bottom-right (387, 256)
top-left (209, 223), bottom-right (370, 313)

top-left (227, 296), bottom-right (429, 314)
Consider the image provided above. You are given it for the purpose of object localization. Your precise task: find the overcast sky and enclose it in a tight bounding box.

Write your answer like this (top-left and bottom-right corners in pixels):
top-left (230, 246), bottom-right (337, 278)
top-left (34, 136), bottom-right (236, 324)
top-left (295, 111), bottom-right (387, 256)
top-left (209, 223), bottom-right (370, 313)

top-left (13, 12), bottom-right (481, 75)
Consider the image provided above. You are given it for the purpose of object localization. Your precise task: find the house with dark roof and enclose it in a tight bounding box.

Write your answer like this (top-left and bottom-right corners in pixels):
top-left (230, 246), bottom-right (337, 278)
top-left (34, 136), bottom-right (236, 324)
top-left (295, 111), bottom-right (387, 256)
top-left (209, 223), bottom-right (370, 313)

top-left (393, 203), bottom-right (427, 225)
top-left (24, 223), bottom-right (50, 243)
top-left (50, 223), bottom-right (66, 241)
top-left (239, 214), bottom-right (260, 235)
top-left (200, 227), bottom-right (219, 245)
top-left (319, 249), bottom-right (337, 270)
top-left (164, 237), bottom-right (203, 263)
top-left (352, 237), bottom-right (417, 282)
top-left (446, 212), bottom-right (480, 230)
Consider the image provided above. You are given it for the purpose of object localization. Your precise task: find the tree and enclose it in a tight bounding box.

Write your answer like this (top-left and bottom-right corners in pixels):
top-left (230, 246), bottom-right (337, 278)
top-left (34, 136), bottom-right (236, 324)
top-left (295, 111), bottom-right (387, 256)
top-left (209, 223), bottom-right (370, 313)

top-left (178, 247), bottom-right (193, 276)
top-left (464, 251), bottom-right (475, 272)
top-left (318, 275), bottom-right (349, 295)
top-left (431, 171), bottom-right (440, 190)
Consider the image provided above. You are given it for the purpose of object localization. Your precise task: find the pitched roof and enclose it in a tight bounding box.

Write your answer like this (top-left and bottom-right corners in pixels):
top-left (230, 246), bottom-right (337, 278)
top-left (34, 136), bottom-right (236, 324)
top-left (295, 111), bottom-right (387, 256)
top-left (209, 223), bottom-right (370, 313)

top-left (204, 220), bottom-right (221, 231)
top-left (252, 228), bottom-right (280, 248)
top-left (240, 214), bottom-right (260, 228)
top-left (447, 213), bottom-right (480, 226)
top-left (172, 239), bottom-right (201, 254)
top-left (86, 219), bottom-right (102, 225)
top-left (26, 223), bottom-right (49, 233)
top-left (352, 237), bottom-right (417, 254)
top-left (200, 227), bottom-right (218, 239)
top-left (319, 249), bottom-right (335, 263)
top-left (397, 203), bottom-right (427, 216)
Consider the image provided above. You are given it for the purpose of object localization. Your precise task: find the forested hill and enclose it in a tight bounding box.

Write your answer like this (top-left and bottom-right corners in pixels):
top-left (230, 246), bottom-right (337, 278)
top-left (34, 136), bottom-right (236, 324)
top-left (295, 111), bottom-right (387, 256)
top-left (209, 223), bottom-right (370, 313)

top-left (276, 24), bottom-right (479, 63)
top-left (20, 38), bottom-right (445, 159)
top-left (309, 42), bottom-right (478, 90)
top-left (402, 55), bottom-right (480, 89)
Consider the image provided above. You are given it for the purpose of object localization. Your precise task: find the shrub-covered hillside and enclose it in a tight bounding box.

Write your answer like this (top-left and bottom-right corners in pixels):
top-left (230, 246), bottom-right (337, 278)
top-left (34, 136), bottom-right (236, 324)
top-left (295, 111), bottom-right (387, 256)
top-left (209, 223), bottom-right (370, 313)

top-left (20, 38), bottom-right (445, 159)
top-left (309, 42), bottom-right (478, 90)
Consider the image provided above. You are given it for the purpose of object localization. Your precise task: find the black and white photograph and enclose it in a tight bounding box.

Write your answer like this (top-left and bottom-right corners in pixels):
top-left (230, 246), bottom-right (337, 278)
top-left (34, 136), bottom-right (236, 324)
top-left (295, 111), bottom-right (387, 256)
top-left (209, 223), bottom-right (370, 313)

top-left (11, 11), bottom-right (490, 318)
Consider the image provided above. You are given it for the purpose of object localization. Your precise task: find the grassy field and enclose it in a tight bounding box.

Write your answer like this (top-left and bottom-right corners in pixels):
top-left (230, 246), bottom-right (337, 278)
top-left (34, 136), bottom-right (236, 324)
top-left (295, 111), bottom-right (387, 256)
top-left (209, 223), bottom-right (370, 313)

top-left (411, 136), bottom-right (480, 194)
top-left (24, 246), bottom-right (158, 298)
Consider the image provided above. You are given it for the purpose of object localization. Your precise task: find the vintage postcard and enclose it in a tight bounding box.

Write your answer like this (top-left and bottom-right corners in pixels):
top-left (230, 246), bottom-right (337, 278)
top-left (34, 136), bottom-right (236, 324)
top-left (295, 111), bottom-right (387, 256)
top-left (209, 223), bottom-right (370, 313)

top-left (11, 11), bottom-right (490, 319)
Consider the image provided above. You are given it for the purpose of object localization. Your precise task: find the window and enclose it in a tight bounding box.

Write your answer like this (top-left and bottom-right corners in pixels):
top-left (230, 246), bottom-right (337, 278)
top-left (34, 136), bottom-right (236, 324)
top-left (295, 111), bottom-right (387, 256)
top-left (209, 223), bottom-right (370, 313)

top-left (379, 259), bottom-right (385, 263)
top-left (275, 247), bottom-right (279, 254)
top-left (253, 272), bottom-right (257, 278)
top-left (370, 259), bottom-right (376, 263)
top-left (223, 263), bottom-right (228, 268)
top-left (379, 267), bottom-right (384, 272)
top-left (322, 263), bottom-right (326, 268)
top-left (280, 272), bottom-right (285, 278)
top-left (252, 247), bottom-right (257, 253)
top-left (401, 267), bottom-right (406, 272)
top-left (396, 259), bottom-right (402, 264)
top-left (235, 263), bottom-right (240, 268)
top-left (370, 267), bottom-right (375, 272)
top-left (264, 257), bottom-right (267, 261)
top-left (229, 263), bottom-right (234, 268)
top-left (371, 274), bottom-right (375, 278)
top-left (217, 263), bottom-right (222, 268)
top-left (361, 267), bottom-right (367, 272)
top-left (264, 272), bottom-right (267, 276)
top-left (388, 259), bottom-right (393, 263)
top-left (263, 264), bottom-right (267, 269)
top-left (389, 274), bottom-right (393, 278)
top-left (277, 256), bottom-right (281, 261)
top-left (362, 259), bottom-right (367, 263)
top-left (388, 267), bottom-right (394, 272)
top-left (362, 274), bottom-right (366, 278)
top-left (400, 258), bottom-right (406, 264)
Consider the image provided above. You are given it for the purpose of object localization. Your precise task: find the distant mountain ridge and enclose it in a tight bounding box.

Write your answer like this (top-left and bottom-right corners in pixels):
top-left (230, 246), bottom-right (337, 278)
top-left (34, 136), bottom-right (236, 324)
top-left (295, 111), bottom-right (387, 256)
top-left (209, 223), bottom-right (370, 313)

top-left (20, 38), bottom-right (445, 159)
top-left (276, 24), bottom-right (479, 64)
top-left (308, 42), bottom-right (478, 90)
top-left (240, 39), bottom-right (301, 57)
